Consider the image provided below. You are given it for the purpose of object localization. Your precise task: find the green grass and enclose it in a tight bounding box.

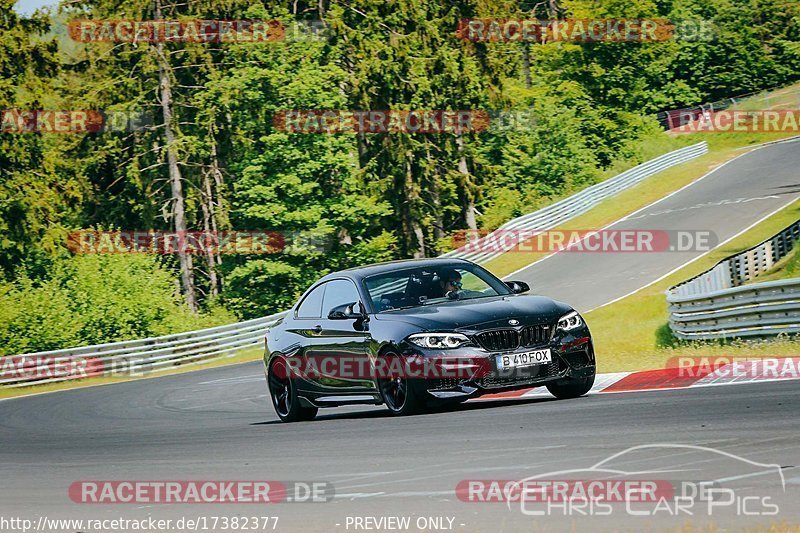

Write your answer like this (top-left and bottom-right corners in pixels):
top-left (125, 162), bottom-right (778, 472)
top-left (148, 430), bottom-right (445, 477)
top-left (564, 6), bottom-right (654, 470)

top-left (583, 201), bottom-right (800, 374)
top-left (735, 83), bottom-right (800, 111)
top-left (746, 243), bottom-right (800, 284)
top-left (0, 346), bottom-right (265, 400)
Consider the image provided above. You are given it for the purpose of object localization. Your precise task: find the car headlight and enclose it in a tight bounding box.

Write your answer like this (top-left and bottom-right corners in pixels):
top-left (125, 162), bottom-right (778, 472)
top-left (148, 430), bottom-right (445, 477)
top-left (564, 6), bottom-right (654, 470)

top-left (557, 311), bottom-right (583, 331)
top-left (407, 333), bottom-right (471, 349)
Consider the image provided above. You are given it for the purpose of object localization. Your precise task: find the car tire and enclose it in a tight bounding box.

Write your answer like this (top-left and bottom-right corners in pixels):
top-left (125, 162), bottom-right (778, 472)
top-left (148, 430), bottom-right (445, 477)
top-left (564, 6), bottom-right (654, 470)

top-left (379, 377), bottom-right (426, 416)
top-left (268, 357), bottom-right (318, 423)
top-left (546, 372), bottom-right (595, 400)
top-left (377, 351), bottom-right (426, 416)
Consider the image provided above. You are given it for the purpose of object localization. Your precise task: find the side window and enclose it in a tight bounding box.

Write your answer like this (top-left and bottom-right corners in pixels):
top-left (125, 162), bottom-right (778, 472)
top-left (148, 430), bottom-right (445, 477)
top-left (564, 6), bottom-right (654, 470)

top-left (321, 279), bottom-right (360, 318)
top-left (458, 268), bottom-right (492, 293)
top-left (296, 283), bottom-right (326, 319)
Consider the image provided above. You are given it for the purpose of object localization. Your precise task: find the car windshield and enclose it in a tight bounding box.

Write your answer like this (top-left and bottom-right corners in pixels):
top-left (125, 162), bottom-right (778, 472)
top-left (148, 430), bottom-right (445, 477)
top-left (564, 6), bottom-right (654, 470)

top-left (363, 263), bottom-right (511, 313)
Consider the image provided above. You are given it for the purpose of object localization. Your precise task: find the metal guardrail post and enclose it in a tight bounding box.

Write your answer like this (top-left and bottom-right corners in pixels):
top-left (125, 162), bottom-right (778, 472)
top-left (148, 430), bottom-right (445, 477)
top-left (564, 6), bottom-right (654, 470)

top-left (667, 219), bottom-right (800, 340)
top-left (446, 142), bottom-right (708, 264)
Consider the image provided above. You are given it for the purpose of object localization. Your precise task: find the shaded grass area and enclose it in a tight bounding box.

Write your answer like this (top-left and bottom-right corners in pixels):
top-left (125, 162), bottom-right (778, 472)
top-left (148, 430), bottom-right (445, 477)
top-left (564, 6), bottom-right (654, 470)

top-left (0, 346), bottom-right (265, 400)
top-left (747, 243), bottom-right (800, 284)
top-left (583, 201), bottom-right (800, 374)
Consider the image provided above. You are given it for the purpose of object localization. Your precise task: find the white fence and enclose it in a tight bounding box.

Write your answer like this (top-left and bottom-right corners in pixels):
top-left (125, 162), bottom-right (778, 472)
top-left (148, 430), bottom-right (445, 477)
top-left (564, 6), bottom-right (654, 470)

top-left (1, 313), bottom-right (287, 388)
top-left (444, 142), bottom-right (708, 263)
top-left (1, 142), bottom-right (709, 388)
top-left (667, 220), bottom-right (800, 340)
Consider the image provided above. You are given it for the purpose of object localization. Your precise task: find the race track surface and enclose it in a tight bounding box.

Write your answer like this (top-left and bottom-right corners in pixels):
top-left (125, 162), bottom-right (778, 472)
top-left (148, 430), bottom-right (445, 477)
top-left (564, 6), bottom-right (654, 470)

top-left (1, 371), bottom-right (798, 531)
top-left (2, 139), bottom-right (799, 532)
top-left (509, 138), bottom-right (800, 311)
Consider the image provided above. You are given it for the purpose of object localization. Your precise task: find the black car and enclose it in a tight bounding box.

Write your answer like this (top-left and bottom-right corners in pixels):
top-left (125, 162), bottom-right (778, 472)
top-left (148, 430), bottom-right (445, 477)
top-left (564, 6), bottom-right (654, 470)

top-left (264, 258), bottom-right (595, 422)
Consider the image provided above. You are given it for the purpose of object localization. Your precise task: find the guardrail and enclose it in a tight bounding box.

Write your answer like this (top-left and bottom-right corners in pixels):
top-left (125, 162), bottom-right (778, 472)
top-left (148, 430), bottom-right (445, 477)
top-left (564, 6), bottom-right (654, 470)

top-left (1, 142), bottom-right (709, 389)
top-left (1, 312), bottom-right (287, 388)
top-left (444, 142), bottom-right (708, 264)
top-left (655, 83), bottom-right (800, 130)
top-left (667, 220), bottom-right (800, 340)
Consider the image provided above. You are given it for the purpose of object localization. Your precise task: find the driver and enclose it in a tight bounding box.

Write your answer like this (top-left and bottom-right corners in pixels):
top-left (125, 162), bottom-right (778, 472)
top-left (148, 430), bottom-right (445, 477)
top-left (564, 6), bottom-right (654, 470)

top-left (433, 269), bottom-right (462, 297)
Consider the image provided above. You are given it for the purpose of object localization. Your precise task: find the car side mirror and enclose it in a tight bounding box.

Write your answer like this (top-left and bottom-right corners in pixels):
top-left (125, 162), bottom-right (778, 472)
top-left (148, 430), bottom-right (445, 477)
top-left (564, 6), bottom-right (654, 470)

top-left (328, 302), bottom-right (366, 320)
top-left (505, 280), bottom-right (530, 294)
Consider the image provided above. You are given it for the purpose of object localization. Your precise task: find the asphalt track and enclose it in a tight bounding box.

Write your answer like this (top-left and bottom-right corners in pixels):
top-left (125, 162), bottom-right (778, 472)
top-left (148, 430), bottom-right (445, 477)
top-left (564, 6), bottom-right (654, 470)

top-left (1, 373), bottom-right (798, 531)
top-left (1, 139), bottom-right (800, 532)
top-left (509, 138), bottom-right (800, 311)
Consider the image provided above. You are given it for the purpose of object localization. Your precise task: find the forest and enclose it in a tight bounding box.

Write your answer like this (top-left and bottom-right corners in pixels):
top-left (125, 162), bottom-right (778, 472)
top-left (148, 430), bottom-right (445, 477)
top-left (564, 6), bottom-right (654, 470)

top-left (1, 0), bottom-right (799, 353)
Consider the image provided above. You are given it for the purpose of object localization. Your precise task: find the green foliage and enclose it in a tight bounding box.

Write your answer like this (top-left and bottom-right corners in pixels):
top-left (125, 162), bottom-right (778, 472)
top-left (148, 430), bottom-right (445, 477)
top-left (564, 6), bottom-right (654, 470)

top-left (0, 254), bottom-right (234, 355)
top-left (0, 0), bottom-right (80, 278)
top-left (223, 259), bottom-right (304, 320)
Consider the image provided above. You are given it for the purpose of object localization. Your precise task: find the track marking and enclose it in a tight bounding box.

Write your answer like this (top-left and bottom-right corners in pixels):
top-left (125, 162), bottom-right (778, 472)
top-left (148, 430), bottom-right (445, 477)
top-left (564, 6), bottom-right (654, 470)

top-left (503, 144), bottom-right (762, 280)
top-left (197, 374), bottom-right (262, 386)
top-left (180, 394), bottom-right (268, 410)
top-left (584, 196), bottom-right (800, 313)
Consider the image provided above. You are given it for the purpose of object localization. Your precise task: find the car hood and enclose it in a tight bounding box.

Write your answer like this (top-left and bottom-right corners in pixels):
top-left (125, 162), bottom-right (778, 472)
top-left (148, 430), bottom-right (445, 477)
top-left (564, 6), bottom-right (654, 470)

top-left (373, 294), bottom-right (572, 331)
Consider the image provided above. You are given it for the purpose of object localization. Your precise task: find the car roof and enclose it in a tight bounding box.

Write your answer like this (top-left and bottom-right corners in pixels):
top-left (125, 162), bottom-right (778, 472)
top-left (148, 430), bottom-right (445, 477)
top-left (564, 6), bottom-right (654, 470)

top-left (320, 258), bottom-right (473, 281)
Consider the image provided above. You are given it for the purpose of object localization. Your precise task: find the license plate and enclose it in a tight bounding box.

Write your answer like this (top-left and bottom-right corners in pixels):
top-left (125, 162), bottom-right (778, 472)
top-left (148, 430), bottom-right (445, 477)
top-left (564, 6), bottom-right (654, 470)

top-left (496, 349), bottom-right (552, 370)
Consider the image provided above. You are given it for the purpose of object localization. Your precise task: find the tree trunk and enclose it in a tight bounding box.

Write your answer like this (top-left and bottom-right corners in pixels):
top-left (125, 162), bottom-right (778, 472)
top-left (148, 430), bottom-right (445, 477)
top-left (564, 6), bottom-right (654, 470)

top-left (204, 125), bottom-right (225, 295)
top-left (455, 133), bottom-right (477, 230)
top-left (522, 44), bottom-right (532, 89)
top-left (200, 168), bottom-right (219, 298)
top-left (155, 0), bottom-right (197, 312)
top-left (400, 152), bottom-right (425, 258)
top-left (428, 146), bottom-right (445, 242)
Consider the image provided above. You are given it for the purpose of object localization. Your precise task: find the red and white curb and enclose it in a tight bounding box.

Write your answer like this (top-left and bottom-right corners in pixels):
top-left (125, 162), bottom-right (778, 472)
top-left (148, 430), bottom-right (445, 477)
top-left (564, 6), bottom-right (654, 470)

top-left (469, 357), bottom-right (800, 402)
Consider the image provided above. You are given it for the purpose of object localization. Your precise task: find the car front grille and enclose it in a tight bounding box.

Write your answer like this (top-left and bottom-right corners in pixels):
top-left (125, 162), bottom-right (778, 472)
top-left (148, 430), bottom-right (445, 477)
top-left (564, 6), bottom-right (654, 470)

top-left (520, 325), bottom-right (554, 347)
top-left (429, 376), bottom-right (464, 390)
top-left (475, 324), bottom-right (554, 352)
top-left (562, 350), bottom-right (592, 368)
top-left (475, 329), bottom-right (519, 351)
top-left (476, 360), bottom-right (561, 389)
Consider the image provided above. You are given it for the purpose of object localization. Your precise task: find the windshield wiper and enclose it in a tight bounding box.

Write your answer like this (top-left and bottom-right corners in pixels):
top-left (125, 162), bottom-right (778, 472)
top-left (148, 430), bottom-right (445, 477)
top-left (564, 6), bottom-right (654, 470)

top-left (382, 304), bottom-right (424, 312)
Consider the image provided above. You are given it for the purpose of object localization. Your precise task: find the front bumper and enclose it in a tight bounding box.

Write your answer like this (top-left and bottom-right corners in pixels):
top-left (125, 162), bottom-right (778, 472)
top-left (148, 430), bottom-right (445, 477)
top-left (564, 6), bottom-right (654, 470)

top-left (401, 330), bottom-right (595, 399)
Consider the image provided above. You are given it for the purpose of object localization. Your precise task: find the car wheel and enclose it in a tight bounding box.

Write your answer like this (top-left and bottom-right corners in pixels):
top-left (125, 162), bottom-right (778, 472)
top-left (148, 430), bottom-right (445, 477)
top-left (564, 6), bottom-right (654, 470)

top-left (546, 372), bottom-right (595, 400)
top-left (377, 352), bottom-right (426, 416)
top-left (268, 357), bottom-right (318, 422)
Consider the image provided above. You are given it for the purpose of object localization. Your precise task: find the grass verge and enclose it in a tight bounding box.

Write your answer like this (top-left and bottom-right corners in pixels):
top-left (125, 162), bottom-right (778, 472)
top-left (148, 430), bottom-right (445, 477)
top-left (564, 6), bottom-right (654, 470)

top-left (746, 243), bottom-right (800, 284)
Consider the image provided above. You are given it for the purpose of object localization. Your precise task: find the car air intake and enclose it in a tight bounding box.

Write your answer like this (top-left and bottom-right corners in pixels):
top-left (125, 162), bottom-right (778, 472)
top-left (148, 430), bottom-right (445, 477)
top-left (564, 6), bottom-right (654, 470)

top-left (520, 324), bottom-right (553, 347)
top-left (475, 329), bottom-right (519, 351)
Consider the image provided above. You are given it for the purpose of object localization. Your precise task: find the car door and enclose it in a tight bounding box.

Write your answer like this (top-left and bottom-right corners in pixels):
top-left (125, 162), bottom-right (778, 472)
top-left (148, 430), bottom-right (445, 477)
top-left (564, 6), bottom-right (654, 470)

top-left (311, 278), bottom-right (374, 393)
top-left (289, 281), bottom-right (330, 390)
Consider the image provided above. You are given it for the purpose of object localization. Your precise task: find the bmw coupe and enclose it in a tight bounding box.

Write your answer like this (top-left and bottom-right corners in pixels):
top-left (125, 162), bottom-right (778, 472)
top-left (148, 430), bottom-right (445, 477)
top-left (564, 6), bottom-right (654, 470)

top-left (264, 258), bottom-right (595, 422)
